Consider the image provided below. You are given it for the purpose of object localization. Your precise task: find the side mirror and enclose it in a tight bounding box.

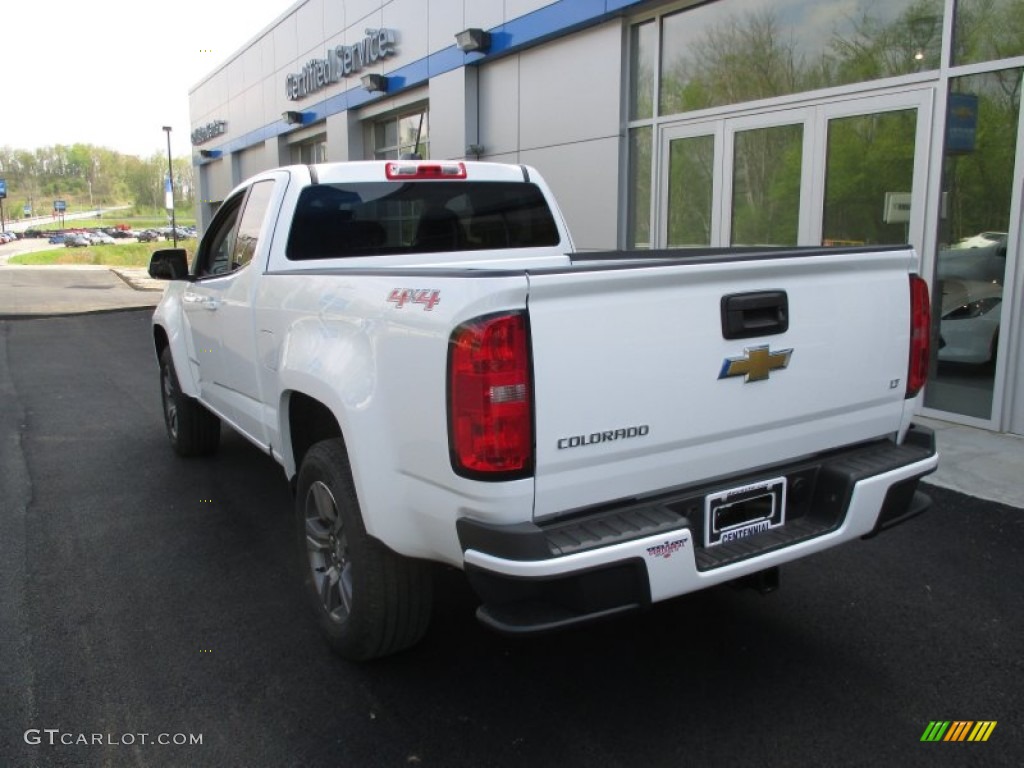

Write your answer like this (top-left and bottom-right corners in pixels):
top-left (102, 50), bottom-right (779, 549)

top-left (149, 248), bottom-right (190, 280)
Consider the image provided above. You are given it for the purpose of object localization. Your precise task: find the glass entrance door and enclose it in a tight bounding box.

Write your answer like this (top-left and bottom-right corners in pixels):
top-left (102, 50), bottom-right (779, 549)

top-left (657, 91), bottom-right (931, 252)
top-left (659, 109), bottom-right (813, 247)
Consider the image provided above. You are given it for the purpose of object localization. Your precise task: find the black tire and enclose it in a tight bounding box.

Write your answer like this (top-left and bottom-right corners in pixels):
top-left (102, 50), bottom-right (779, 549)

top-left (158, 346), bottom-right (220, 457)
top-left (295, 439), bottom-right (433, 661)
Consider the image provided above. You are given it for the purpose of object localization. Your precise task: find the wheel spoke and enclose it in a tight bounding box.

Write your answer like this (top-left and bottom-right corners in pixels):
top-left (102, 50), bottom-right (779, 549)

top-left (337, 563), bottom-right (354, 614)
top-left (310, 481), bottom-right (339, 526)
top-left (320, 565), bottom-right (340, 613)
top-left (161, 370), bottom-right (178, 437)
top-left (305, 518), bottom-right (332, 551)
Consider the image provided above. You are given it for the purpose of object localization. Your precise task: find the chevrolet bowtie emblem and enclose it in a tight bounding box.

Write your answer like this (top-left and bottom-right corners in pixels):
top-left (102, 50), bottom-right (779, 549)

top-left (719, 345), bottom-right (793, 382)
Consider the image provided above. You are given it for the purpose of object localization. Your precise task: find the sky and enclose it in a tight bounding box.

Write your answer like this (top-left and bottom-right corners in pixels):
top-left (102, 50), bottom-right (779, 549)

top-left (1, 0), bottom-right (296, 159)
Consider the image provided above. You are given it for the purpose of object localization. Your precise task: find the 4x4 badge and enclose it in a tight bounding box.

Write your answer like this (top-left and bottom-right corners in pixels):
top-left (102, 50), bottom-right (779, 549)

top-left (719, 345), bottom-right (793, 383)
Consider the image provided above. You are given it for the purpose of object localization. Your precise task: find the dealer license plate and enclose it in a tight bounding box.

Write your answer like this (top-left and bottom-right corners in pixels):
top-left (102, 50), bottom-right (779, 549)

top-left (704, 477), bottom-right (787, 548)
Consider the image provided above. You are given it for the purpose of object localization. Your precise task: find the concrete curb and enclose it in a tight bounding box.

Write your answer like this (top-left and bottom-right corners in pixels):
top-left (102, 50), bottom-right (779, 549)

top-left (109, 268), bottom-right (166, 292)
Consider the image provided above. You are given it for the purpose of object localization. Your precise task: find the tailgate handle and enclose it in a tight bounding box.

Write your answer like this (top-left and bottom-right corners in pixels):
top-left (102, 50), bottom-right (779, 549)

top-left (721, 291), bottom-right (789, 339)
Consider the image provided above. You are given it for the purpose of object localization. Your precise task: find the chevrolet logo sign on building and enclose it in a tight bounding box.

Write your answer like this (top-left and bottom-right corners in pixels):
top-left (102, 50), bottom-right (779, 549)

top-left (719, 346), bottom-right (793, 382)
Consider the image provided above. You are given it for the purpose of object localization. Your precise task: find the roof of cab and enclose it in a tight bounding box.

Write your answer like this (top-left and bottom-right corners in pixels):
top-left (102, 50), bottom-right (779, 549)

top-left (310, 160), bottom-right (532, 184)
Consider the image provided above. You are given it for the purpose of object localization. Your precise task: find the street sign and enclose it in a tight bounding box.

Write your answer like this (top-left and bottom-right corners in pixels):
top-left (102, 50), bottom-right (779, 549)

top-left (0, 178), bottom-right (7, 199)
top-left (54, 200), bottom-right (67, 212)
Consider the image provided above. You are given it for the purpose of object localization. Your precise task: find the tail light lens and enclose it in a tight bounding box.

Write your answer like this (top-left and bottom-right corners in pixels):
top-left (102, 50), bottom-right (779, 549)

top-left (448, 312), bottom-right (533, 479)
top-left (907, 274), bottom-right (931, 399)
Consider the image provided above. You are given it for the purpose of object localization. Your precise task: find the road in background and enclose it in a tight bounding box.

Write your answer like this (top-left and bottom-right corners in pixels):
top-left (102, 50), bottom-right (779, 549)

top-left (2, 206), bottom-right (133, 234)
top-left (0, 310), bottom-right (1021, 767)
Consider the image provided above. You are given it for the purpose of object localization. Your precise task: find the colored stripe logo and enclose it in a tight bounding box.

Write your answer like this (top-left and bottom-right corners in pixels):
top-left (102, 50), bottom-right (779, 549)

top-left (921, 721), bottom-right (997, 742)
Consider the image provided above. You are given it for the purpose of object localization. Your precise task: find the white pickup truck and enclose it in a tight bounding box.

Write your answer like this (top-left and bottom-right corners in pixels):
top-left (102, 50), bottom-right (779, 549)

top-left (149, 160), bottom-right (938, 660)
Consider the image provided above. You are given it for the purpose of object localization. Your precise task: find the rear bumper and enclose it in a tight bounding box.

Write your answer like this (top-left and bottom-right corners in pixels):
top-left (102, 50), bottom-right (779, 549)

top-left (457, 424), bottom-right (938, 634)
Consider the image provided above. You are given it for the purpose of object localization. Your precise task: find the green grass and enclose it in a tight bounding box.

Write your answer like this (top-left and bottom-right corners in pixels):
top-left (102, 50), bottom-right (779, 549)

top-left (9, 240), bottom-right (195, 267)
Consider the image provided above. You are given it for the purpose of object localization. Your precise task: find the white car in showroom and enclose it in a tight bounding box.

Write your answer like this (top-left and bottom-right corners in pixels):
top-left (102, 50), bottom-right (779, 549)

top-left (938, 279), bottom-right (1002, 366)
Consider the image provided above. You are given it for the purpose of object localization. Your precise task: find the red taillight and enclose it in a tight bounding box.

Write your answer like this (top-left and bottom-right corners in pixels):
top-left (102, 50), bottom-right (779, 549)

top-left (448, 312), bottom-right (533, 479)
top-left (385, 162), bottom-right (467, 180)
top-left (907, 274), bottom-right (931, 398)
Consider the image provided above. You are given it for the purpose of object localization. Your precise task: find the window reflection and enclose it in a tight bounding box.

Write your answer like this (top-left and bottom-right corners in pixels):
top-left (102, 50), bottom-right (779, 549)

top-left (954, 0), bottom-right (1024, 66)
top-left (667, 134), bottom-right (715, 247)
top-left (628, 127), bottom-right (653, 248)
top-left (731, 124), bottom-right (802, 245)
top-left (823, 110), bottom-right (918, 246)
top-left (630, 21), bottom-right (656, 121)
top-left (659, 0), bottom-right (943, 116)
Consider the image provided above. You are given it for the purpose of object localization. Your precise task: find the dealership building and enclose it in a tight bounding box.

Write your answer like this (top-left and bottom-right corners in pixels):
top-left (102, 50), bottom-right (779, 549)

top-left (190, 0), bottom-right (1024, 436)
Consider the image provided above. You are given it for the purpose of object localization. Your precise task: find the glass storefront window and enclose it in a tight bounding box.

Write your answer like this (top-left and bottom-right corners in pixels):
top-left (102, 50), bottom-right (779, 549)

top-left (731, 123), bottom-right (802, 245)
top-left (291, 137), bottom-right (327, 165)
top-left (629, 20), bottom-right (656, 121)
top-left (627, 127), bottom-right (653, 248)
top-left (373, 109), bottom-right (429, 160)
top-left (925, 69), bottom-right (1020, 420)
top-left (953, 0), bottom-right (1024, 66)
top-left (659, 0), bottom-right (943, 117)
top-left (823, 110), bottom-right (918, 246)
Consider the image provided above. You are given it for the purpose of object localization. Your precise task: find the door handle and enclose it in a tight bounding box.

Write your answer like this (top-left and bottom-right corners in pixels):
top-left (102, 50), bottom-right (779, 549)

top-left (183, 294), bottom-right (220, 311)
top-left (721, 291), bottom-right (788, 339)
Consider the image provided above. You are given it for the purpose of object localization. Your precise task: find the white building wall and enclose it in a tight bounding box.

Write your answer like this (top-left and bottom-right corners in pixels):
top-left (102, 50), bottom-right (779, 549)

top-left (479, 21), bottom-right (624, 250)
top-left (190, 1), bottom-right (629, 249)
top-left (429, 67), bottom-right (476, 161)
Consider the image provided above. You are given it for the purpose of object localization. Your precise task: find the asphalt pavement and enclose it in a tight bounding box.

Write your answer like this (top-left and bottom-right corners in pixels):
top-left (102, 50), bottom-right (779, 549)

top-left (0, 267), bottom-right (1021, 767)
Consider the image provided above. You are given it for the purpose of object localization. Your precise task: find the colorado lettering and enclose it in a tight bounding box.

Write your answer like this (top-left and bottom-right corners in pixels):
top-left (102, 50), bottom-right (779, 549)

top-left (557, 425), bottom-right (649, 450)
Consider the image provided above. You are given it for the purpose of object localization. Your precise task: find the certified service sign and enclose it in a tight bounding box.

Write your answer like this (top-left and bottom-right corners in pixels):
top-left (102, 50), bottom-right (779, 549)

top-left (286, 28), bottom-right (398, 101)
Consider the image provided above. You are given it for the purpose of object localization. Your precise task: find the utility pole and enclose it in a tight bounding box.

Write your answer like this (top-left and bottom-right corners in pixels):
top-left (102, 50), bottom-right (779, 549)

top-left (163, 126), bottom-right (178, 247)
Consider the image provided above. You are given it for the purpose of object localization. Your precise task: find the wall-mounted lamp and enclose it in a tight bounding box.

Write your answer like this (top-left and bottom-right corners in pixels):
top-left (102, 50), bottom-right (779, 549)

top-left (455, 28), bottom-right (491, 53)
top-left (199, 149), bottom-right (222, 159)
top-left (361, 73), bottom-right (388, 93)
top-left (466, 144), bottom-right (485, 158)
top-left (282, 110), bottom-right (308, 125)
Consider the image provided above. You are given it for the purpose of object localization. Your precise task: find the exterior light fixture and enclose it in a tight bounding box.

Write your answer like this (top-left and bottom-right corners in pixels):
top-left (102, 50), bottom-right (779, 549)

top-left (361, 73), bottom-right (388, 93)
top-left (282, 110), bottom-right (307, 125)
top-left (455, 28), bottom-right (491, 53)
top-left (199, 149), bottom-right (222, 159)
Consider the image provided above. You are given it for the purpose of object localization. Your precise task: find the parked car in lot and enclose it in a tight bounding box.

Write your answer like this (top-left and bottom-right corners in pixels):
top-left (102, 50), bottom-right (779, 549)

top-left (64, 235), bottom-right (90, 248)
top-left (938, 279), bottom-right (1002, 366)
top-left (108, 228), bottom-right (134, 239)
top-left (137, 230), bottom-right (163, 242)
top-left (89, 231), bottom-right (116, 245)
top-left (48, 234), bottom-right (68, 245)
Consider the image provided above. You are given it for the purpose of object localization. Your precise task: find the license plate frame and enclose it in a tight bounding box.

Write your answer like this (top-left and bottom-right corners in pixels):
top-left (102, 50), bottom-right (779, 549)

top-left (704, 476), bottom-right (787, 548)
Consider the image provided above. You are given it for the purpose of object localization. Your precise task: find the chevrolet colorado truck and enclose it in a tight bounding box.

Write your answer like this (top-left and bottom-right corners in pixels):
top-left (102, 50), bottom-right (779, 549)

top-left (148, 160), bottom-right (938, 661)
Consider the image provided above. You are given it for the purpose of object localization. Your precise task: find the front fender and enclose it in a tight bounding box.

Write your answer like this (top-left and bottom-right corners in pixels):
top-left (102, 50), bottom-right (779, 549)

top-left (152, 286), bottom-right (199, 398)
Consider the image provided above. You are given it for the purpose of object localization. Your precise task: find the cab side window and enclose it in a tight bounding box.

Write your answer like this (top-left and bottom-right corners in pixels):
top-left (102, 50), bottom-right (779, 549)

top-left (195, 191), bottom-right (245, 277)
top-left (231, 181), bottom-right (275, 271)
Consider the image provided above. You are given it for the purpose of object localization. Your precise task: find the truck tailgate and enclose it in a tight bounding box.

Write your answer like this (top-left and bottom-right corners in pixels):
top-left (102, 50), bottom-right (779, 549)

top-left (527, 248), bottom-right (917, 519)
